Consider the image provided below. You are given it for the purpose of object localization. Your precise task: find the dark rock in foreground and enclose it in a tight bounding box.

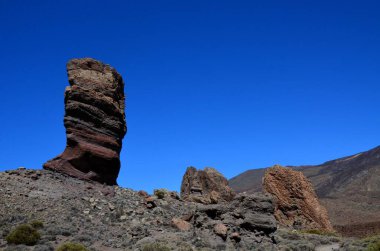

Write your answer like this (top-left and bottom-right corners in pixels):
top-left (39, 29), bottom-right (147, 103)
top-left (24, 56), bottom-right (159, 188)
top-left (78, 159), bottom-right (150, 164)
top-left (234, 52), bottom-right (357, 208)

top-left (180, 167), bottom-right (235, 204)
top-left (44, 58), bottom-right (127, 185)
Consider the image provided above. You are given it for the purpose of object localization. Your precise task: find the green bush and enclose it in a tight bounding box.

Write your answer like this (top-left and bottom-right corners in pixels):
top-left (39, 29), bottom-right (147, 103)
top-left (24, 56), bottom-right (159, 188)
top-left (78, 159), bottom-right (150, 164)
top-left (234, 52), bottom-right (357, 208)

top-left (56, 242), bottom-right (88, 251)
top-left (154, 189), bottom-right (167, 199)
top-left (300, 229), bottom-right (339, 237)
top-left (6, 224), bottom-right (40, 245)
top-left (142, 242), bottom-right (171, 251)
top-left (367, 241), bottom-right (380, 251)
top-left (365, 235), bottom-right (380, 251)
top-left (30, 220), bottom-right (44, 229)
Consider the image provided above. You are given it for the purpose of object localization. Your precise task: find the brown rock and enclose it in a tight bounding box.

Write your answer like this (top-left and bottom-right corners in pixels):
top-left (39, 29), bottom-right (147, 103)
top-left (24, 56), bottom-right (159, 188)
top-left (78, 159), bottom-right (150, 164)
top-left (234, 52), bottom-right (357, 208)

top-left (230, 232), bottom-right (241, 242)
top-left (145, 196), bottom-right (157, 209)
top-left (263, 165), bottom-right (333, 231)
top-left (43, 58), bottom-right (127, 185)
top-left (138, 190), bottom-right (149, 198)
top-left (171, 218), bottom-right (191, 231)
top-left (180, 166), bottom-right (235, 204)
top-left (214, 223), bottom-right (228, 240)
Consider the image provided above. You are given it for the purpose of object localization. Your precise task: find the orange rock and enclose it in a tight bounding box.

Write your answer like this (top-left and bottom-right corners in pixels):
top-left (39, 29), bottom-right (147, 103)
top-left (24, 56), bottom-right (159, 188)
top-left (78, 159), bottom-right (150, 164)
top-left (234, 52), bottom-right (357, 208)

top-left (171, 218), bottom-right (191, 231)
top-left (138, 190), bottom-right (149, 198)
top-left (263, 165), bottom-right (333, 231)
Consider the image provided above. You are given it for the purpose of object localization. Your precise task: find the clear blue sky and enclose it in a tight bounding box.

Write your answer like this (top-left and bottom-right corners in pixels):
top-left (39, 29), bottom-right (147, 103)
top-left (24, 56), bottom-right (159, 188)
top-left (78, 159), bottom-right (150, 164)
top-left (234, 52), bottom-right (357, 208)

top-left (0, 1), bottom-right (379, 192)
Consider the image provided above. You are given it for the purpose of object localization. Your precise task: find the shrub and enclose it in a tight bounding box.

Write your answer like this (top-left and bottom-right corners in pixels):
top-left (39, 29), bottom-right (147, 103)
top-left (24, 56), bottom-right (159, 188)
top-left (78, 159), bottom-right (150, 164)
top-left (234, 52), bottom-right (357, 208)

top-left (365, 235), bottom-right (380, 251)
top-left (142, 242), bottom-right (171, 251)
top-left (154, 189), bottom-right (167, 199)
top-left (30, 220), bottom-right (44, 229)
top-left (367, 241), bottom-right (380, 251)
top-left (6, 224), bottom-right (40, 245)
top-left (56, 242), bottom-right (88, 251)
top-left (300, 229), bottom-right (339, 237)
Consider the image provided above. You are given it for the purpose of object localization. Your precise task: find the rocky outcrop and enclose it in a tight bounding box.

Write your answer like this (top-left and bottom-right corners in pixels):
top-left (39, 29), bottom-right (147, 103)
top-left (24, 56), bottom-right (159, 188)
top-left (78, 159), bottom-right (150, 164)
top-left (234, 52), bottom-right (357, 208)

top-left (229, 145), bottom-right (380, 237)
top-left (44, 58), bottom-right (126, 185)
top-left (263, 165), bottom-right (333, 231)
top-left (1, 169), bottom-right (287, 250)
top-left (189, 193), bottom-right (277, 248)
top-left (180, 167), bottom-right (235, 204)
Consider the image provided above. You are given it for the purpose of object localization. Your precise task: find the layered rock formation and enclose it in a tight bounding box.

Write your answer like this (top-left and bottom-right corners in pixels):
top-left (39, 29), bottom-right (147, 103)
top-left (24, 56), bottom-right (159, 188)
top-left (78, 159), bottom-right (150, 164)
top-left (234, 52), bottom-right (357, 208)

top-left (263, 165), bottom-right (333, 231)
top-left (180, 167), bottom-right (235, 204)
top-left (44, 58), bottom-right (126, 185)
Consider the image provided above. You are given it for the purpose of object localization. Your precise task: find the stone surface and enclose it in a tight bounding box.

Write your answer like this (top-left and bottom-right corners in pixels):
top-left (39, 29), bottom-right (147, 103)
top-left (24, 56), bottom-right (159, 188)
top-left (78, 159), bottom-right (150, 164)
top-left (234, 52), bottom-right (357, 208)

top-left (263, 165), bottom-right (333, 231)
top-left (180, 166), bottom-right (235, 204)
top-left (43, 58), bottom-right (126, 185)
top-left (171, 218), bottom-right (191, 231)
top-left (214, 223), bottom-right (228, 239)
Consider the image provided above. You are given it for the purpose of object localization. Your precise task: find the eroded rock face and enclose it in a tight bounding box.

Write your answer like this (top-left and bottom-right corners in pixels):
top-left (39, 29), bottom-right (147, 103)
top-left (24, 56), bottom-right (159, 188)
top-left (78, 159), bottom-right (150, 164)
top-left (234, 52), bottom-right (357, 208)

top-left (180, 167), bottom-right (236, 204)
top-left (44, 58), bottom-right (126, 185)
top-left (191, 193), bottom-right (277, 247)
top-left (263, 165), bottom-right (333, 231)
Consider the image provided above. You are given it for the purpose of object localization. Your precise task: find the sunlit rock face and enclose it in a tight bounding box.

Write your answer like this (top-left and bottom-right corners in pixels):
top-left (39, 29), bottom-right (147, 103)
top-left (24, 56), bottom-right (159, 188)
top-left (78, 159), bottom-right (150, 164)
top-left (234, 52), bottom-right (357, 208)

top-left (44, 58), bottom-right (127, 185)
top-left (180, 167), bottom-right (236, 204)
top-left (263, 165), bottom-right (333, 231)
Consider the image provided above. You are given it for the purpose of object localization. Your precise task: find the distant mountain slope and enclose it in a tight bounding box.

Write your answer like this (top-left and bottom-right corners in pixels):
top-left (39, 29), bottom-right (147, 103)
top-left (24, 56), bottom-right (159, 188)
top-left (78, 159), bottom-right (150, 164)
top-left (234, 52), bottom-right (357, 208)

top-left (229, 146), bottom-right (380, 237)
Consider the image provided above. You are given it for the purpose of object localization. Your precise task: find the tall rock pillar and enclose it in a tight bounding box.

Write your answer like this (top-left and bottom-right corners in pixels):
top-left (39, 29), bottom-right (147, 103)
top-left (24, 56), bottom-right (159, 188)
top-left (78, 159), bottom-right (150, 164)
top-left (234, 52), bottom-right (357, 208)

top-left (44, 58), bottom-right (127, 185)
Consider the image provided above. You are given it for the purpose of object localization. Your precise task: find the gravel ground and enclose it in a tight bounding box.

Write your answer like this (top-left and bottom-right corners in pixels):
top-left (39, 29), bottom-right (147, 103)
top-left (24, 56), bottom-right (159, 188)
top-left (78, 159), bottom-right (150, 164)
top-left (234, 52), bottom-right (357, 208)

top-left (0, 168), bottom-right (370, 251)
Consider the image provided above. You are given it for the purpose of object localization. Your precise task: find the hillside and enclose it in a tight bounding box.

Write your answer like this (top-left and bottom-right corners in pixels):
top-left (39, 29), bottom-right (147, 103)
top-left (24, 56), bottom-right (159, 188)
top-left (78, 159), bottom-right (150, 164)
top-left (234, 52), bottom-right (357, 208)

top-left (1, 168), bottom-right (362, 250)
top-left (229, 145), bottom-right (380, 237)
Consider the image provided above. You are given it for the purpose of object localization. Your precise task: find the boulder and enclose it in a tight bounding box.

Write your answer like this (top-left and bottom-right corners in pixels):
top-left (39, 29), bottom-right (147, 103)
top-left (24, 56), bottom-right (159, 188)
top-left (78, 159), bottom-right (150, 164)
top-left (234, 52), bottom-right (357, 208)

top-left (171, 218), bottom-right (191, 231)
top-left (263, 165), bottom-right (333, 231)
top-left (180, 166), bottom-right (235, 204)
top-left (214, 223), bottom-right (228, 239)
top-left (192, 193), bottom-right (277, 244)
top-left (43, 58), bottom-right (126, 185)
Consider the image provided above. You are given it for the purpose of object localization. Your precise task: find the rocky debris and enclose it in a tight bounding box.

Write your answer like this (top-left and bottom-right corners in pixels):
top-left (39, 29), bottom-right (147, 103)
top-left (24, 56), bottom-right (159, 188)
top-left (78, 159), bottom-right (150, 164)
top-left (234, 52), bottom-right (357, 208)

top-left (214, 223), bottom-right (228, 240)
top-left (263, 165), bottom-right (334, 231)
top-left (145, 196), bottom-right (157, 209)
top-left (180, 166), bottom-right (236, 204)
top-left (0, 168), bottom-right (273, 250)
top-left (137, 190), bottom-right (149, 198)
top-left (43, 58), bottom-right (127, 185)
top-left (1, 168), bottom-right (362, 250)
top-left (171, 218), bottom-right (191, 231)
top-left (186, 193), bottom-right (278, 249)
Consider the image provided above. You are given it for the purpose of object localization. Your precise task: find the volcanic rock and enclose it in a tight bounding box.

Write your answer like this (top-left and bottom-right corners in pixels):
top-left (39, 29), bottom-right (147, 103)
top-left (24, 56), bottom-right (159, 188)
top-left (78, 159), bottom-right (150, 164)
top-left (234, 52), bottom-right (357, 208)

top-left (263, 165), bottom-right (333, 231)
top-left (180, 167), bottom-right (235, 204)
top-left (1, 168), bottom-right (349, 250)
top-left (43, 58), bottom-right (126, 185)
top-left (191, 192), bottom-right (277, 248)
top-left (171, 218), bottom-right (191, 231)
top-left (214, 223), bottom-right (228, 239)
